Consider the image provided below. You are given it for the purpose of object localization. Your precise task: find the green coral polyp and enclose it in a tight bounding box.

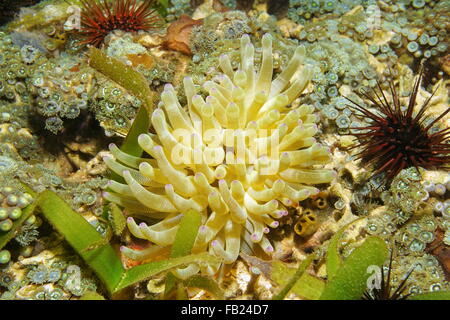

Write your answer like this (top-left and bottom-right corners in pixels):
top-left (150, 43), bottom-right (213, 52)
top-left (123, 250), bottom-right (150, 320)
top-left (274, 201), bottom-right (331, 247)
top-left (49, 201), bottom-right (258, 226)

top-left (104, 34), bottom-right (335, 277)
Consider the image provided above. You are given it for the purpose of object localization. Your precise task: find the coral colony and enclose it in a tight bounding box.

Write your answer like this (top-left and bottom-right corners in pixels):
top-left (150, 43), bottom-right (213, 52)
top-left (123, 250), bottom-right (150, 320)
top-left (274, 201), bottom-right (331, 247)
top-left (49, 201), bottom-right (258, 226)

top-left (0, 0), bottom-right (448, 300)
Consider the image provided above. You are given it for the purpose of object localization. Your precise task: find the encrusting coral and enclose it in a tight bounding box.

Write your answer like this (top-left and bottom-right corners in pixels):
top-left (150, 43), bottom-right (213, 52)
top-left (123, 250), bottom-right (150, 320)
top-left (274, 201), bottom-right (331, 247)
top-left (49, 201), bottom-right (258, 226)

top-left (103, 33), bottom-right (336, 277)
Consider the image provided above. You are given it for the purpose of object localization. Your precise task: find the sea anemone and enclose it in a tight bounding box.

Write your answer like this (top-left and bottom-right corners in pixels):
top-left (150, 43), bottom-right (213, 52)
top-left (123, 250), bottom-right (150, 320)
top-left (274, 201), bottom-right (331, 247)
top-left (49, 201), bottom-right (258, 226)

top-left (345, 69), bottom-right (450, 184)
top-left (77, 0), bottom-right (162, 47)
top-left (104, 34), bottom-right (335, 277)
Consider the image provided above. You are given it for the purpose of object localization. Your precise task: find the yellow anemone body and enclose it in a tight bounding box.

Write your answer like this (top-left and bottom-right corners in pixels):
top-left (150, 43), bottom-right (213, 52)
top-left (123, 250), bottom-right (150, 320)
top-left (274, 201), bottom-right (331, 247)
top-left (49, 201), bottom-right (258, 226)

top-left (104, 34), bottom-right (335, 277)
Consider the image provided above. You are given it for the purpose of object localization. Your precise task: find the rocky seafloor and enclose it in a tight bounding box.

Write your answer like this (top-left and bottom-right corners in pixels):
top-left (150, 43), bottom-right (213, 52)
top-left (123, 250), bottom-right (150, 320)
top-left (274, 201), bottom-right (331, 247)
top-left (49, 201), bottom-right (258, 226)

top-left (0, 0), bottom-right (448, 300)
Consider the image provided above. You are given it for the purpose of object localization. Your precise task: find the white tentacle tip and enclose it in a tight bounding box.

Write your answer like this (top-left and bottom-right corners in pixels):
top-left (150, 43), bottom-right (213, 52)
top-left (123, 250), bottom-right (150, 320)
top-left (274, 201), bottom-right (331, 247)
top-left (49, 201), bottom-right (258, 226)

top-left (137, 133), bottom-right (148, 141)
top-left (209, 190), bottom-right (218, 197)
top-left (164, 83), bottom-right (174, 91)
top-left (262, 33), bottom-right (272, 44)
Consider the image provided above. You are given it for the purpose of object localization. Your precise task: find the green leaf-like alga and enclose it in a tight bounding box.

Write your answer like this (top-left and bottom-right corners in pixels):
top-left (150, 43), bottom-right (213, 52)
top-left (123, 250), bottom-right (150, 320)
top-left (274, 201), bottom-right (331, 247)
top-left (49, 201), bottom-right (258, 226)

top-left (115, 252), bottom-right (220, 292)
top-left (182, 275), bottom-right (225, 299)
top-left (408, 291), bottom-right (450, 300)
top-left (273, 255), bottom-right (315, 300)
top-left (326, 218), bottom-right (364, 280)
top-left (37, 190), bottom-right (125, 294)
top-left (80, 291), bottom-right (106, 300)
top-left (320, 236), bottom-right (388, 300)
top-left (108, 203), bottom-right (127, 236)
top-left (0, 200), bottom-right (37, 251)
top-left (271, 260), bottom-right (325, 300)
top-left (88, 47), bottom-right (152, 158)
top-left (88, 47), bottom-right (153, 110)
top-left (164, 209), bottom-right (202, 296)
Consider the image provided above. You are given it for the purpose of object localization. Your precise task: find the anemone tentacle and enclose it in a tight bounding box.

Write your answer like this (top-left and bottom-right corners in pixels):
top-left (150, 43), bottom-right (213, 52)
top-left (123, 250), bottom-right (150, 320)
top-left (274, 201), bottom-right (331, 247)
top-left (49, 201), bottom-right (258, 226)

top-left (105, 34), bottom-right (335, 277)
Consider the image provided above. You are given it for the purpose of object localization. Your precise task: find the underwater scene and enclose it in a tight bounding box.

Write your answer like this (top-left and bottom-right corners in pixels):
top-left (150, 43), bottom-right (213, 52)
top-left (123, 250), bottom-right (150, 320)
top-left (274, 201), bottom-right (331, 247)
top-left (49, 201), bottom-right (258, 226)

top-left (0, 0), bottom-right (448, 301)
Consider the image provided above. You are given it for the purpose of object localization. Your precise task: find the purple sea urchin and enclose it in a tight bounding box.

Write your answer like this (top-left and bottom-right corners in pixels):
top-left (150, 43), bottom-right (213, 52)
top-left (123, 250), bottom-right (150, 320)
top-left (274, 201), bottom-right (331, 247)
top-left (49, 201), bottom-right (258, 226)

top-left (345, 69), bottom-right (450, 184)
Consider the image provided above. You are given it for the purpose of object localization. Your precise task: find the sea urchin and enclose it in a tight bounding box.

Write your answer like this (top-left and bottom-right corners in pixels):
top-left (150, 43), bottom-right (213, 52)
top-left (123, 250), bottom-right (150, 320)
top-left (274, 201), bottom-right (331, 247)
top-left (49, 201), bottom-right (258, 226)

top-left (345, 69), bottom-right (450, 184)
top-left (78, 0), bottom-right (162, 47)
top-left (363, 251), bottom-right (414, 300)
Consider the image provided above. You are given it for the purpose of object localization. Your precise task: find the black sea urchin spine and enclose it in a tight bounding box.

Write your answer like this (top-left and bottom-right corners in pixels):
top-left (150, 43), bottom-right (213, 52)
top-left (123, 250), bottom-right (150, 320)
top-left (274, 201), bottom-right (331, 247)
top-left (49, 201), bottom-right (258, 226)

top-left (345, 68), bottom-right (450, 184)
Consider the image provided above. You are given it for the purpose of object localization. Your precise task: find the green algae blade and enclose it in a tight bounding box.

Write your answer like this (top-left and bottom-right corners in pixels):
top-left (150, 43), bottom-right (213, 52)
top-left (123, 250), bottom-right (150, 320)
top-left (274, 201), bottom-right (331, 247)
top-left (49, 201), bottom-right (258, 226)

top-left (37, 190), bottom-right (125, 294)
top-left (115, 252), bottom-right (220, 292)
top-left (157, 0), bottom-right (169, 8)
top-left (154, 0), bottom-right (169, 16)
top-left (175, 284), bottom-right (189, 300)
top-left (326, 228), bottom-right (345, 281)
top-left (88, 47), bottom-right (153, 110)
top-left (80, 291), bottom-right (106, 300)
top-left (320, 236), bottom-right (388, 300)
top-left (164, 209), bottom-right (202, 297)
top-left (107, 203), bottom-right (127, 236)
top-left (408, 291), bottom-right (450, 300)
top-left (182, 275), bottom-right (225, 299)
top-left (294, 273), bottom-right (326, 300)
top-left (271, 260), bottom-right (325, 300)
top-left (326, 218), bottom-right (364, 280)
top-left (88, 47), bottom-right (152, 158)
top-left (0, 201), bottom-right (37, 251)
top-left (170, 210), bottom-right (202, 258)
top-left (113, 209), bottom-right (216, 294)
top-left (104, 104), bottom-right (150, 183)
top-left (19, 191), bottom-right (218, 297)
top-left (121, 105), bottom-right (150, 157)
top-left (273, 254), bottom-right (315, 300)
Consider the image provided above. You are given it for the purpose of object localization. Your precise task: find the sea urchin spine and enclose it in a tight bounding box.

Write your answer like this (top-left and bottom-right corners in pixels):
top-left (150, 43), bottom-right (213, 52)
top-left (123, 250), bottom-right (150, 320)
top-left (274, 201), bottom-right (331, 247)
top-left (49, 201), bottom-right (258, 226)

top-left (345, 69), bottom-right (450, 184)
top-left (78, 0), bottom-right (162, 47)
